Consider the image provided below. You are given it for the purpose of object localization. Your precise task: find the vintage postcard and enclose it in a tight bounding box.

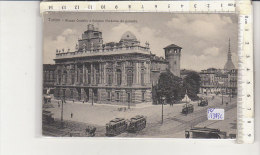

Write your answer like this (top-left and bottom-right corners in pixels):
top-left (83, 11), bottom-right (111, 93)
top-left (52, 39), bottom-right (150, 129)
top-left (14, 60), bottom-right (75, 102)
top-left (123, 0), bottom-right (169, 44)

top-left (42, 12), bottom-right (238, 138)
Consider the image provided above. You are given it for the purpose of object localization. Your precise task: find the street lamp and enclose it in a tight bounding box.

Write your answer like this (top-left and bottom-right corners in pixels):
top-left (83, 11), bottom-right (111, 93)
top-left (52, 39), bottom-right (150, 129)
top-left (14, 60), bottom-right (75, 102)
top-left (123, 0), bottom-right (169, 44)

top-left (61, 89), bottom-right (65, 128)
top-left (161, 96), bottom-right (165, 124)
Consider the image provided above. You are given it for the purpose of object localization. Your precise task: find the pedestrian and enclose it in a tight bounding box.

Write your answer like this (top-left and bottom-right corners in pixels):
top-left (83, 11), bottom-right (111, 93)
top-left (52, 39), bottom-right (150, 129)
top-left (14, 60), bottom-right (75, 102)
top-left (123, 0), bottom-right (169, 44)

top-left (226, 102), bottom-right (228, 106)
top-left (71, 112), bottom-right (73, 118)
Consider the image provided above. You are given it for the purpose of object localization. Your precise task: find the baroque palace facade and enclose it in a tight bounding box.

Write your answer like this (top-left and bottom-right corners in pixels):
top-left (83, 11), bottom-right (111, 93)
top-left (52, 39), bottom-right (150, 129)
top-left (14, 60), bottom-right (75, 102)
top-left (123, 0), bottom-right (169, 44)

top-left (47, 24), bottom-right (182, 105)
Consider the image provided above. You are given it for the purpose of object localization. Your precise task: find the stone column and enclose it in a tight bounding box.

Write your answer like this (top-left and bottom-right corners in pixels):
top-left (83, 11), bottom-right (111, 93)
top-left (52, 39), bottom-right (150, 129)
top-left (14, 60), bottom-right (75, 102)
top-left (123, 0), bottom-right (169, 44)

top-left (61, 65), bottom-right (64, 85)
top-left (147, 61), bottom-right (150, 84)
top-left (104, 63), bottom-right (107, 84)
top-left (122, 61), bottom-right (126, 86)
top-left (75, 64), bottom-right (78, 83)
top-left (99, 63), bottom-right (101, 84)
top-left (112, 62), bottom-right (116, 85)
top-left (133, 62), bottom-right (137, 85)
top-left (90, 63), bottom-right (94, 85)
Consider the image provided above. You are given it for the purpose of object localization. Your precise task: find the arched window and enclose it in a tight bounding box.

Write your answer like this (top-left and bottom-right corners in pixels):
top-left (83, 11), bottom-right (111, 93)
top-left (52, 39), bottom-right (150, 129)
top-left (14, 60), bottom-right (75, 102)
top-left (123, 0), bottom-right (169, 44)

top-left (127, 69), bottom-right (133, 86)
top-left (116, 69), bottom-right (122, 86)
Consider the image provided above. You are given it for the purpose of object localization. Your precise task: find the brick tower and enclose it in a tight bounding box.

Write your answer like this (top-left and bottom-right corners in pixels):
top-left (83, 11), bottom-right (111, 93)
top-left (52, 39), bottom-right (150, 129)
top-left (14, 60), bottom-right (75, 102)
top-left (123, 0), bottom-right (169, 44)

top-left (164, 44), bottom-right (182, 77)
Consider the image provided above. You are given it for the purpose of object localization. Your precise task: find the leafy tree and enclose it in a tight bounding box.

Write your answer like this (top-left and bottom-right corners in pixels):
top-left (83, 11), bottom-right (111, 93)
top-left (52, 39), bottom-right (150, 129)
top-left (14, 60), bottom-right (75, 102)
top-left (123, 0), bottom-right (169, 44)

top-left (156, 70), bottom-right (185, 104)
top-left (183, 71), bottom-right (201, 101)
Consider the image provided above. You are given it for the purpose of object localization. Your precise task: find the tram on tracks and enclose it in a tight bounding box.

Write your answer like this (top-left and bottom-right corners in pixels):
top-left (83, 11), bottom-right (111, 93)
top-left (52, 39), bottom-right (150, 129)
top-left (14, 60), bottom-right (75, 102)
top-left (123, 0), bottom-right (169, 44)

top-left (105, 118), bottom-right (128, 136)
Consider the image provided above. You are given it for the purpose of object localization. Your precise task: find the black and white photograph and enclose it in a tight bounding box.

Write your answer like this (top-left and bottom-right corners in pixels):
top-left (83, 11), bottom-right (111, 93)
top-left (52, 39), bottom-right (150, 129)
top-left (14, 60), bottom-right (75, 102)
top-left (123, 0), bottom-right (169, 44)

top-left (42, 12), bottom-right (238, 138)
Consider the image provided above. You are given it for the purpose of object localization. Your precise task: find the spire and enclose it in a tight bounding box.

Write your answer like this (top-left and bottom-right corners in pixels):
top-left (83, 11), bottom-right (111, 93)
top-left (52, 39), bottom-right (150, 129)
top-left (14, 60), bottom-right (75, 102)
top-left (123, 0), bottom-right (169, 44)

top-left (227, 38), bottom-right (232, 61)
top-left (224, 38), bottom-right (235, 71)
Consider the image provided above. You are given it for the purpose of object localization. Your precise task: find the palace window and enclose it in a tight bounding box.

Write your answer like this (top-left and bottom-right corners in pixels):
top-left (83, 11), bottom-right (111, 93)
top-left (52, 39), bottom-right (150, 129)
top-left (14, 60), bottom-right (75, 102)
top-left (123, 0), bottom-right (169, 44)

top-left (142, 92), bottom-right (145, 102)
top-left (127, 69), bottom-right (133, 86)
top-left (107, 91), bottom-right (111, 101)
top-left (116, 92), bottom-right (120, 102)
top-left (70, 89), bottom-right (73, 98)
top-left (108, 74), bottom-right (113, 85)
top-left (71, 71), bottom-right (75, 84)
top-left (141, 70), bottom-right (145, 86)
top-left (95, 64), bottom-right (100, 84)
top-left (79, 67), bottom-right (83, 83)
top-left (126, 61), bottom-right (133, 67)
top-left (107, 69), bottom-right (113, 85)
top-left (63, 71), bottom-right (68, 84)
top-left (116, 69), bottom-right (122, 86)
top-left (58, 70), bottom-right (61, 84)
top-left (50, 71), bottom-right (53, 81)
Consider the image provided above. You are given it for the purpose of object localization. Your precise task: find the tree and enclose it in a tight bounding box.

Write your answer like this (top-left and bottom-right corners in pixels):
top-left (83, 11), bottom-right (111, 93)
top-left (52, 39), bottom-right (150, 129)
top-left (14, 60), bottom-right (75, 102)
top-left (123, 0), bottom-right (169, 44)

top-left (183, 71), bottom-right (201, 101)
top-left (157, 70), bottom-right (185, 104)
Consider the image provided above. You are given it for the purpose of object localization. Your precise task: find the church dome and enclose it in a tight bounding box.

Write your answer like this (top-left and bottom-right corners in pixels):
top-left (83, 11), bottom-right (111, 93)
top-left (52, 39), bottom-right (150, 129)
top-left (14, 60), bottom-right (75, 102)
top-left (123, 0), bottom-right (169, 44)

top-left (120, 31), bottom-right (137, 41)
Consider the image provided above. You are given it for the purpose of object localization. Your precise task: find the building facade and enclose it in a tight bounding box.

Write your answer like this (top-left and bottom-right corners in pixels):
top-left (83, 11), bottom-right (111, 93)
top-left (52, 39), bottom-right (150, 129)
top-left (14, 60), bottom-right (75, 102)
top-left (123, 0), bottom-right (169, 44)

top-left (199, 39), bottom-right (237, 96)
top-left (52, 24), bottom-right (181, 105)
top-left (43, 64), bottom-right (56, 94)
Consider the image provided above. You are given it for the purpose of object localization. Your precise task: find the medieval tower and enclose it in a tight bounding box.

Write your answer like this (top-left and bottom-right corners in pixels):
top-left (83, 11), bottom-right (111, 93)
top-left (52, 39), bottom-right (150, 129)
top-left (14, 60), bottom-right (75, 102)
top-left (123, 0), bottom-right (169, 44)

top-left (164, 44), bottom-right (182, 77)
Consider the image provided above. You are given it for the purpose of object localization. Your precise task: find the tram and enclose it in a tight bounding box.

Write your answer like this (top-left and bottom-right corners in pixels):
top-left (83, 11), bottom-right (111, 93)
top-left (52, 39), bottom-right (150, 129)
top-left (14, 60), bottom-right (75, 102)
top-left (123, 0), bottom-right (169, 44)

top-left (127, 115), bottom-right (147, 133)
top-left (105, 118), bottom-right (128, 136)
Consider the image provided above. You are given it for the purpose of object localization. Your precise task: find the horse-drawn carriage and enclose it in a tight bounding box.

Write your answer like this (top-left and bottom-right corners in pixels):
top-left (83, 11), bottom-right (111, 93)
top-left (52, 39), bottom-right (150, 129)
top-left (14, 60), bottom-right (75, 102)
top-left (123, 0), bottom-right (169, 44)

top-left (198, 98), bottom-right (208, 106)
top-left (85, 126), bottom-right (96, 137)
top-left (182, 103), bottom-right (194, 114)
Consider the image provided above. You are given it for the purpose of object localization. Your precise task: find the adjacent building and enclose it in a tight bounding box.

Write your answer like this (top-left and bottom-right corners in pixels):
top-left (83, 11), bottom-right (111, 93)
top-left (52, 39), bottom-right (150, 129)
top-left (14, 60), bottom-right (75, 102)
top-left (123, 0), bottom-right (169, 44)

top-left (43, 64), bottom-right (56, 94)
top-left (200, 39), bottom-right (237, 96)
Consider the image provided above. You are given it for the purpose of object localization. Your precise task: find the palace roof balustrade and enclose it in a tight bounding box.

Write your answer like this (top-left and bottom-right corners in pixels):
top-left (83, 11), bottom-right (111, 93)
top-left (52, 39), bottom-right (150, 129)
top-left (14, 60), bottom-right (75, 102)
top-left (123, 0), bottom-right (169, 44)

top-left (55, 45), bottom-right (150, 60)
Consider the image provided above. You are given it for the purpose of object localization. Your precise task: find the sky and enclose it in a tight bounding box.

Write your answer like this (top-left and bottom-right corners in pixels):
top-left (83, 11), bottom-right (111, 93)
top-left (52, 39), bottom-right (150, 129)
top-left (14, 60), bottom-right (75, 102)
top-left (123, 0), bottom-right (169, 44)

top-left (43, 12), bottom-right (238, 71)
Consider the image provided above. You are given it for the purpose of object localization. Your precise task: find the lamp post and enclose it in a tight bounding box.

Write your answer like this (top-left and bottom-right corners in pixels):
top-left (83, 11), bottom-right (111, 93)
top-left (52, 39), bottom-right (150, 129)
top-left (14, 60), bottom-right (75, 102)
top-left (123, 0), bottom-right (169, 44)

top-left (92, 88), bottom-right (94, 106)
top-left (218, 81), bottom-right (224, 105)
top-left (61, 89), bottom-right (65, 128)
top-left (161, 96), bottom-right (165, 124)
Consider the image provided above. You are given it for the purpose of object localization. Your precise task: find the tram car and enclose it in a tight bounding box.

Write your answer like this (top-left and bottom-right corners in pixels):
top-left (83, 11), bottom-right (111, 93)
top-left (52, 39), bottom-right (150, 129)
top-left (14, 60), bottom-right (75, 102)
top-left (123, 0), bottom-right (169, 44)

top-left (198, 98), bottom-right (208, 106)
top-left (182, 103), bottom-right (194, 114)
top-left (185, 127), bottom-right (227, 139)
top-left (127, 115), bottom-right (147, 133)
top-left (105, 118), bottom-right (128, 136)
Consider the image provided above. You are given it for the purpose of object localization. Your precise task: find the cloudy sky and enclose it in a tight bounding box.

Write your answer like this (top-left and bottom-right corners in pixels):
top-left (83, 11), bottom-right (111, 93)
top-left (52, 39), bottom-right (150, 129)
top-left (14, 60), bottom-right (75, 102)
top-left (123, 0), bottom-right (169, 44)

top-left (43, 12), bottom-right (238, 71)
